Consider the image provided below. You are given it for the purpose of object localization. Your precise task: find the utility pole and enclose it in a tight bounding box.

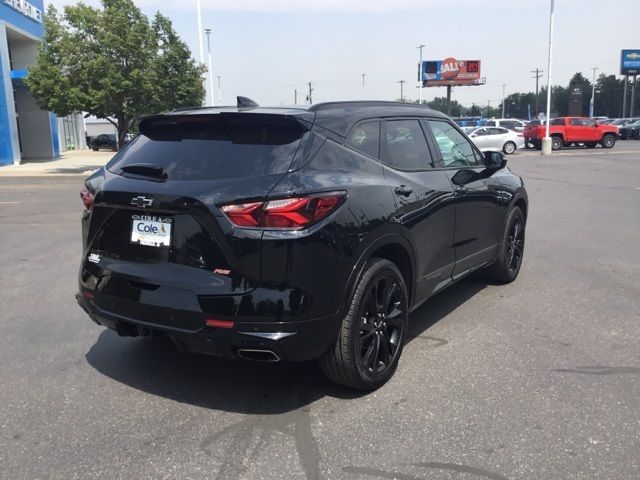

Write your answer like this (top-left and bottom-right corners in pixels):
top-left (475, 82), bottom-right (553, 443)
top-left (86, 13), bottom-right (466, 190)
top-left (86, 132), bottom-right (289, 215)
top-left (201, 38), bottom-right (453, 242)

top-left (294, 89), bottom-right (297, 105)
top-left (217, 75), bottom-right (221, 106)
top-left (307, 82), bottom-right (313, 105)
top-left (501, 84), bottom-right (507, 118)
top-left (361, 73), bottom-right (366, 99)
top-left (589, 67), bottom-right (598, 117)
top-left (397, 80), bottom-right (406, 102)
top-left (204, 28), bottom-right (214, 106)
top-left (487, 99), bottom-right (491, 117)
top-left (417, 44), bottom-right (425, 104)
top-left (531, 68), bottom-right (543, 115)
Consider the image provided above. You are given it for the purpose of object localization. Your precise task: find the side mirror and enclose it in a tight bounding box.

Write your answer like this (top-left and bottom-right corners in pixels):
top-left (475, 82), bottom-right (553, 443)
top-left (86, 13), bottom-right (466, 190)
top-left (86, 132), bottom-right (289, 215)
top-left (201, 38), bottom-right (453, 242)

top-left (485, 150), bottom-right (507, 170)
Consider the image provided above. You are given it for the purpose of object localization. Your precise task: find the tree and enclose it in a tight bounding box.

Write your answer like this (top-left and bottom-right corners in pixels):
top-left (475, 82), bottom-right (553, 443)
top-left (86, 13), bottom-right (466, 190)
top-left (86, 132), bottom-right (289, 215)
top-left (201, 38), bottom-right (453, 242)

top-left (26, 0), bottom-right (205, 148)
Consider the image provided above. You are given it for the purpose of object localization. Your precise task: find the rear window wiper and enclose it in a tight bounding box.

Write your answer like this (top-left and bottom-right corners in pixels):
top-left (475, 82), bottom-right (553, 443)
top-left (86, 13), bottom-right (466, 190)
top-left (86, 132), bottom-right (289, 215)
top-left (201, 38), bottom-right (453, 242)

top-left (119, 163), bottom-right (167, 180)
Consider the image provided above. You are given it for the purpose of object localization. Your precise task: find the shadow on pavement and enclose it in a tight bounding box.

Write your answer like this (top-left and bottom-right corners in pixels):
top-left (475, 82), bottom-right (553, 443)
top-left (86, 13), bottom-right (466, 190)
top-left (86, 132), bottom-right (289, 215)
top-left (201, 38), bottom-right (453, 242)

top-left (84, 274), bottom-right (488, 480)
top-left (85, 273), bottom-right (488, 415)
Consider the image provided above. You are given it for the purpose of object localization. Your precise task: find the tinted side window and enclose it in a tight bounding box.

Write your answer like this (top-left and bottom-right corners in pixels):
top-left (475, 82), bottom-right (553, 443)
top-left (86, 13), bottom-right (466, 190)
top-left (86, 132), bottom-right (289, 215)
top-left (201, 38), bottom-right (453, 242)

top-left (582, 119), bottom-right (595, 127)
top-left (485, 120), bottom-right (496, 126)
top-left (551, 118), bottom-right (565, 126)
top-left (501, 121), bottom-right (516, 130)
top-left (383, 119), bottom-right (433, 170)
top-left (427, 120), bottom-right (482, 168)
top-left (346, 122), bottom-right (380, 158)
top-left (569, 118), bottom-right (581, 126)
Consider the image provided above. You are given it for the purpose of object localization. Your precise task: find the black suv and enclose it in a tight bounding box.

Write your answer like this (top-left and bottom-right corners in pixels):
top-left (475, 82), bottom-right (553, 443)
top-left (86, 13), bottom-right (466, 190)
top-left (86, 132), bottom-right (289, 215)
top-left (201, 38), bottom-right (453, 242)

top-left (77, 100), bottom-right (527, 390)
top-left (90, 134), bottom-right (118, 151)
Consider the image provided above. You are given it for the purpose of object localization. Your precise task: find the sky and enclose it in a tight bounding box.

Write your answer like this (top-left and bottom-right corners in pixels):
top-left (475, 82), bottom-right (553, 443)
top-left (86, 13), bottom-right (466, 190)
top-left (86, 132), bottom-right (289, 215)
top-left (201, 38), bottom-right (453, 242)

top-left (45, 0), bottom-right (640, 108)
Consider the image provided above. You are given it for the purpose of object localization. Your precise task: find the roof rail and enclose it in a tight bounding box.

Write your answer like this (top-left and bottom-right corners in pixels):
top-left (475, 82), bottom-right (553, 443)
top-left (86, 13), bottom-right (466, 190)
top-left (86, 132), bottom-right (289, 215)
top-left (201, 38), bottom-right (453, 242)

top-left (309, 100), bottom-right (430, 112)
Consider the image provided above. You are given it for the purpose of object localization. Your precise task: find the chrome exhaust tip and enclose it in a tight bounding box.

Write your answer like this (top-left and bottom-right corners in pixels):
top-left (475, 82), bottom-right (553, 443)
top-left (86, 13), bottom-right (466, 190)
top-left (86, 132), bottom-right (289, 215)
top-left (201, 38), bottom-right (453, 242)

top-left (237, 348), bottom-right (281, 362)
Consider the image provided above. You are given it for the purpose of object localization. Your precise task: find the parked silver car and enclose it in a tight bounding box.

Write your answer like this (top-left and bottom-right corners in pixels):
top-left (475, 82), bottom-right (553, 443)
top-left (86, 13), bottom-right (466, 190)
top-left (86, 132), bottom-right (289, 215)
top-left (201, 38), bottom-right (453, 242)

top-left (465, 126), bottom-right (525, 154)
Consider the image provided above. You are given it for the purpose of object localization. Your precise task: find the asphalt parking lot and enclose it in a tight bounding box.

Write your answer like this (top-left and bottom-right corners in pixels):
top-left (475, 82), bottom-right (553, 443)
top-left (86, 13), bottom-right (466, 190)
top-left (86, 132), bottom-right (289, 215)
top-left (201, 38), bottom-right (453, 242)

top-left (1, 141), bottom-right (639, 480)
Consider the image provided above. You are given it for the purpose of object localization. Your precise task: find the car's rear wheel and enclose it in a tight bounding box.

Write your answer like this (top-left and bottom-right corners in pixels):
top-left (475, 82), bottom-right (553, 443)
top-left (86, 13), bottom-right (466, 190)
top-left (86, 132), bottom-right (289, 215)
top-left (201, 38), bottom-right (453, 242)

top-left (601, 134), bottom-right (615, 148)
top-left (319, 258), bottom-right (407, 391)
top-left (503, 141), bottom-right (516, 155)
top-left (551, 136), bottom-right (563, 150)
top-left (484, 207), bottom-right (525, 284)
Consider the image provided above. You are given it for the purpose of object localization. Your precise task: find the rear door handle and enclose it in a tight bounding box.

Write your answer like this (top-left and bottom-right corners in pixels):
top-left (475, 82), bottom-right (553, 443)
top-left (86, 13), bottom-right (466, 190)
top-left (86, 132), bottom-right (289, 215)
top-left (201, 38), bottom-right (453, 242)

top-left (394, 185), bottom-right (413, 196)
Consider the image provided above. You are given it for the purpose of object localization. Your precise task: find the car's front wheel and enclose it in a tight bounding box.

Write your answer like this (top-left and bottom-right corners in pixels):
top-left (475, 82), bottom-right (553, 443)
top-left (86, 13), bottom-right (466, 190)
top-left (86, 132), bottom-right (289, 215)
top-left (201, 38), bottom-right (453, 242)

top-left (484, 207), bottom-right (525, 284)
top-left (551, 136), bottom-right (563, 150)
top-left (601, 134), bottom-right (616, 148)
top-left (319, 258), bottom-right (407, 391)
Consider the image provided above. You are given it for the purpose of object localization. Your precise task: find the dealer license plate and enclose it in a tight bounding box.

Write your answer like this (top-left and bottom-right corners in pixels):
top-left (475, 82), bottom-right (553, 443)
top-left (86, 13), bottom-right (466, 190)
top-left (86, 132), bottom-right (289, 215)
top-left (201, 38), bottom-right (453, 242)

top-left (130, 215), bottom-right (172, 247)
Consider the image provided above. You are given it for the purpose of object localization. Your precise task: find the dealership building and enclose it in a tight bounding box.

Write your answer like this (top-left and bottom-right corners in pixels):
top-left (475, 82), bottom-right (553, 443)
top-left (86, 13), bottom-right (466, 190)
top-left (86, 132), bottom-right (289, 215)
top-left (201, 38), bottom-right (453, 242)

top-left (1, 0), bottom-right (85, 166)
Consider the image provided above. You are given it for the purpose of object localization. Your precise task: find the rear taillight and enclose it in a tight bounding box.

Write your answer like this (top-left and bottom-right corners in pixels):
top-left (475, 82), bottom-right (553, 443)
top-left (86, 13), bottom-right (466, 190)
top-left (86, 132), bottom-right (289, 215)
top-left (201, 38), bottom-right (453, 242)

top-left (221, 191), bottom-right (346, 230)
top-left (80, 187), bottom-right (94, 212)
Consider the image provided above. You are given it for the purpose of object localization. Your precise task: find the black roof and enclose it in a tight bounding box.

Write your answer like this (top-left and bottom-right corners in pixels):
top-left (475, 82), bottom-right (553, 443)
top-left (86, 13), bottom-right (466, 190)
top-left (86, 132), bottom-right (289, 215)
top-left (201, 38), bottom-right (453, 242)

top-left (162, 101), bottom-right (447, 138)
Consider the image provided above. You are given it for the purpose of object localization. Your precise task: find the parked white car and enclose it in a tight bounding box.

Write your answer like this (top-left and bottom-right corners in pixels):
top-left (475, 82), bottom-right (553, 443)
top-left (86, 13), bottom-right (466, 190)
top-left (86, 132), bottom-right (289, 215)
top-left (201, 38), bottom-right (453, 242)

top-left (483, 118), bottom-right (528, 132)
top-left (465, 126), bottom-right (525, 154)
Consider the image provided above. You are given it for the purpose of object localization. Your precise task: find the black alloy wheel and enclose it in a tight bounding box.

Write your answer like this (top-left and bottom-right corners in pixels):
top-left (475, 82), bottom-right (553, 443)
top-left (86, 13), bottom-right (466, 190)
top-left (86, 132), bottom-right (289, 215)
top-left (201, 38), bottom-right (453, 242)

top-left (358, 275), bottom-right (404, 375)
top-left (505, 215), bottom-right (525, 274)
top-left (320, 258), bottom-right (408, 390)
top-left (484, 206), bottom-right (525, 283)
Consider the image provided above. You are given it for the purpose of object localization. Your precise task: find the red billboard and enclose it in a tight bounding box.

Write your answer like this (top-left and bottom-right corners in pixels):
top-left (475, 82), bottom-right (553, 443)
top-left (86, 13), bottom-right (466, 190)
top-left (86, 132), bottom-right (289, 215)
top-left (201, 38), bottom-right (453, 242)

top-left (421, 58), bottom-right (482, 87)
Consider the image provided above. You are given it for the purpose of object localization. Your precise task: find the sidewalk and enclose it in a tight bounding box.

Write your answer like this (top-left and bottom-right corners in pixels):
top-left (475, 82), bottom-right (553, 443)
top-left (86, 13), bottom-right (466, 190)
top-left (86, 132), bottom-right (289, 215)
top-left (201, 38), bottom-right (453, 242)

top-left (0, 150), bottom-right (115, 177)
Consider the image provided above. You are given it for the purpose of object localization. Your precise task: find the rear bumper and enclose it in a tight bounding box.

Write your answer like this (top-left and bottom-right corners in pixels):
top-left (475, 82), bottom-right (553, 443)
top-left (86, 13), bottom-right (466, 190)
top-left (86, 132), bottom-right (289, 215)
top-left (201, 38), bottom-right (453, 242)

top-left (76, 280), bottom-right (339, 361)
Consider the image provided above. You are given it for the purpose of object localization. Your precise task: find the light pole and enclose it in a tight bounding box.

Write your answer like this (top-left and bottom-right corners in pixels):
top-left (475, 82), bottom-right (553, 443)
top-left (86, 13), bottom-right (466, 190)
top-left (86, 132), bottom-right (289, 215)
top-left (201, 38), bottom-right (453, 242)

top-left (417, 44), bottom-right (425, 104)
top-left (196, 0), bottom-right (205, 106)
top-left (204, 28), bottom-right (214, 106)
top-left (542, 0), bottom-right (555, 155)
top-left (589, 67), bottom-right (598, 117)
top-left (361, 73), bottom-right (366, 99)
top-left (501, 84), bottom-right (507, 118)
top-left (217, 75), bottom-right (222, 106)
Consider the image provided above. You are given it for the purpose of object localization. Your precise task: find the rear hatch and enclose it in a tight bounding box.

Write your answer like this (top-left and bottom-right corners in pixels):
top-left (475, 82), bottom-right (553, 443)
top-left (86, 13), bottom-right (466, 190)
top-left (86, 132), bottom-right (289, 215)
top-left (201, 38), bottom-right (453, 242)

top-left (83, 112), bottom-right (311, 323)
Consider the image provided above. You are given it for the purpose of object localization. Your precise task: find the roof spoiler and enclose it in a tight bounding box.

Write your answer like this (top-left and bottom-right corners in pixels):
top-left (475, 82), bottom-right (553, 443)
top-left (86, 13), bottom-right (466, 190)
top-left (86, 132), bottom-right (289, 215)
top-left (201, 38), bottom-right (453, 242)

top-left (237, 96), bottom-right (259, 109)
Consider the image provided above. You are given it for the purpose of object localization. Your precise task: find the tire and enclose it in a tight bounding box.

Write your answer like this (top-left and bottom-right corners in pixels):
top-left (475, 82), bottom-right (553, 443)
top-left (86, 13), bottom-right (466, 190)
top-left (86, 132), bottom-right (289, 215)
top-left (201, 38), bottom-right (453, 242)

top-left (524, 138), bottom-right (531, 149)
top-left (586, 142), bottom-right (597, 148)
top-left (319, 258), bottom-right (408, 391)
top-left (551, 136), bottom-right (563, 150)
top-left (484, 207), bottom-right (525, 284)
top-left (600, 134), bottom-right (615, 149)
top-left (503, 141), bottom-right (517, 155)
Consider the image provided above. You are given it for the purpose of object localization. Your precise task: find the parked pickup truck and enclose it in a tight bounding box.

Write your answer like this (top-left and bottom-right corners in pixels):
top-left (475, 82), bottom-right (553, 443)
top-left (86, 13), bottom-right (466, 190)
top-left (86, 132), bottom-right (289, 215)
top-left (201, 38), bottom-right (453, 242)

top-left (523, 117), bottom-right (618, 150)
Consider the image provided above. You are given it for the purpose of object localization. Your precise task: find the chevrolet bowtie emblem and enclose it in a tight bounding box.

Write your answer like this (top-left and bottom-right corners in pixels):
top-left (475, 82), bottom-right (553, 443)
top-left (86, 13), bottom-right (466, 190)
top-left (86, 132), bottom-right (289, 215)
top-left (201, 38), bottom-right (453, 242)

top-left (131, 196), bottom-right (153, 208)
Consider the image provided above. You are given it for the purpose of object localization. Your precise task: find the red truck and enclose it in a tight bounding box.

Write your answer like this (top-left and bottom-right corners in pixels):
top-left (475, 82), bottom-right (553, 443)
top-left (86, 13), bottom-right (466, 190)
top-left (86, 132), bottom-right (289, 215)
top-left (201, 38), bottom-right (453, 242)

top-left (523, 117), bottom-right (618, 150)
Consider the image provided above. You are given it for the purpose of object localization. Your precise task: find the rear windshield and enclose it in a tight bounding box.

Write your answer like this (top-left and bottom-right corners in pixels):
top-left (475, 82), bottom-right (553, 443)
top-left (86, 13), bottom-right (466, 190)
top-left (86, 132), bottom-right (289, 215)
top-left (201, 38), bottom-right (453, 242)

top-left (107, 116), bottom-right (306, 180)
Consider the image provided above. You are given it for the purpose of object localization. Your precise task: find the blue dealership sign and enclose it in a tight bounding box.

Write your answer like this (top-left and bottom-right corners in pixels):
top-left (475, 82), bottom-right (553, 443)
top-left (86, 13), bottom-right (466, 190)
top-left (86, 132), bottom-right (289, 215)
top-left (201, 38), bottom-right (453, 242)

top-left (620, 50), bottom-right (640, 75)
